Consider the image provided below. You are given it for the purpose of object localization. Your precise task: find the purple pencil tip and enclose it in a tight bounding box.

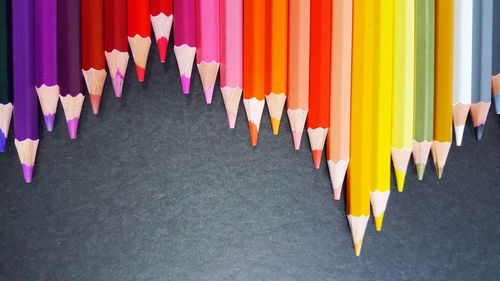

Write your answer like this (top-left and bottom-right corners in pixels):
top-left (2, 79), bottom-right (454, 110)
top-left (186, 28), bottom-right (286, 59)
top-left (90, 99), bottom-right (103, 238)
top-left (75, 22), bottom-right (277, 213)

top-left (21, 164), bottom-right (34, 183)
top-left (181, 75), bottom-right (190, 94)
top-left (112, 73), bottom-right (125, 98)
top-left (44, 114), bottom-right (55, 132)
top-left (0, 131), bottom-right (6, 152)
top-left (67, 118), bottom-right (79, 139)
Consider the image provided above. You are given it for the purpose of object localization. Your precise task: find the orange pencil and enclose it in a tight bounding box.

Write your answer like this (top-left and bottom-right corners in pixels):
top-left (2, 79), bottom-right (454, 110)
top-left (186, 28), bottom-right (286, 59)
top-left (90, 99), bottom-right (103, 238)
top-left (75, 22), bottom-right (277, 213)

top-left (327, 0), bottom-right (352, 200)
top-left (287, 0), bottom-right (310, 150)
top-left (308, 0), bottom-right (331, 169)
top-left (243, 0), bottom-right (266, 146)
top-left (127, 0), bottom-right (151, 82)
top-left (265, 0), bottom-right (288, 135)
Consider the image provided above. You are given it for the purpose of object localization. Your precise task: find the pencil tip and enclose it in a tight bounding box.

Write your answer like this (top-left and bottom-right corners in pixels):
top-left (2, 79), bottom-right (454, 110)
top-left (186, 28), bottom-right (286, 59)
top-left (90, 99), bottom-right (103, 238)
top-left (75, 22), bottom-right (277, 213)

top-left (0, 131), bottom-right (6, 152)
top-left (181, 75), bottom-right (190, 94)
top-left (271, 118), bottom-right (280, 135)
top-left (157, 37), bottom-right (168, 63)
top-left (43, 114), bottom-right (55, 132)
top-left (135, 65), bottom-right (146, 82)
top-left (89, 94), bottom-right (101, 114)
top-left (354, 242), bottom-right (362, 256)
top-left (204, 86), bottom-right (214, 104)
top-left (454, 125), bottom-right (464, 146)
top-left (112, 74), bottom-right (124, 98)
top-left (312, 149), bottom-right (322, 169)
top-left (292, 131), bottom-right (302, 150)
top-left (375, 213), bottom-right (384, 231)
top-left (435, 165), bottom-right (444, 179)
top-left (494, 95), bottom-right (500, 114)
top-left (395, 169), bottom-right (405, 192)
top-left (416, 163), bottom-right (426, 180)
top-left (333, 188), bottom-right (342, 200)
top-left (21, 164), bottom-right (33, 183)
top-left (227, 112), bottom-right (236, 129)
top-left (474, 125), bottom-right (484, 141)
top-left (67, 118), bottom-right (79, 140)
top-left (249, 121), bottom-right (259, 146)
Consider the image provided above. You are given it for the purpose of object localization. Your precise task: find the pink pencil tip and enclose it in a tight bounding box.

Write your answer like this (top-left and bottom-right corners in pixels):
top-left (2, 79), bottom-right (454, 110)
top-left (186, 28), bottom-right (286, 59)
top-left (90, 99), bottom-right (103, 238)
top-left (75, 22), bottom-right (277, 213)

top-left (204, 86), bottom-right (214, 104)
top-left (135, 65), bottom-right (146, 82)
top-left (21, 164), bottom-right (34, 183)
top-left (89, 94), bottom-right (101, 114)
top-left (312, 150), bottom-right (323, 169)
top-left (157, 37), bottom-right (168, 63)
top-left (181, 75), bottom-right (190, 94)
top-left (333, 188), bottom-right (342, 200)
top-left (44, 114), bottom-right (55, 132)
top-left (227, 112), bottom-right (236, 129)
top-left (67, 118), bottom-right (79, 139)
top-left (292, 131), bottom-right (302, 150)
top-left (112, 73), bottom-right (124, 98)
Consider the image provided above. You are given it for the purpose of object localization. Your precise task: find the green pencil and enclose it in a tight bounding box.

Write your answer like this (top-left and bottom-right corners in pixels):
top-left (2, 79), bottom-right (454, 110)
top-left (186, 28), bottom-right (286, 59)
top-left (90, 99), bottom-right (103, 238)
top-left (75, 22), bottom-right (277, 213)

top-left (412, 0), bottom-right (435, 180)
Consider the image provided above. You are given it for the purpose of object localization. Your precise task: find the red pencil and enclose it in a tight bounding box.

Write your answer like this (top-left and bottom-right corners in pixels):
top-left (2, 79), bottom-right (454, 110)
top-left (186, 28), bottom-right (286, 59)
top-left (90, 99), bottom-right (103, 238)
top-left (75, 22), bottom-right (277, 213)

top-left (82, 0), bottom-right (107, 114)
top-left (150, 0), bottom-right (172, 63)
top-left (105, 0), bottom-right (129, 98)
top-left (128, 0), bottom-right (151, 82)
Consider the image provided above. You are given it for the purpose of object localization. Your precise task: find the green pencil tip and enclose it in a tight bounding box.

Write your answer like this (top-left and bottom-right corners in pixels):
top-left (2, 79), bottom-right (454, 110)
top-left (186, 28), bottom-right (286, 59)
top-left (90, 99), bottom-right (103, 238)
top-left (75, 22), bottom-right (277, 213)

top-left (416, 163), bottom-right (426, 181)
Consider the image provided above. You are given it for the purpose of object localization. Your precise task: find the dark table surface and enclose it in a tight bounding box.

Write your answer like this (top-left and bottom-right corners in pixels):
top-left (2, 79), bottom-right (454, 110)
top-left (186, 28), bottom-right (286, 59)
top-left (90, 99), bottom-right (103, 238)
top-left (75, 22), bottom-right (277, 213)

top-left (1, 33), bottom-right (500, 281)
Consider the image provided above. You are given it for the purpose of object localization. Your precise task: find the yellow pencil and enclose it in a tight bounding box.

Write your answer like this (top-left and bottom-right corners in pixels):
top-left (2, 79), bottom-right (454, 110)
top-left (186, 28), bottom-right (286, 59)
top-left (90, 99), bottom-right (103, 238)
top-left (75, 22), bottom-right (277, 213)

top-left (372, 0), bottom-right (393, 232)
top-left (391, 0), bottom-right (415, 192)
top-left (347, 0), bottom-right (375, 256)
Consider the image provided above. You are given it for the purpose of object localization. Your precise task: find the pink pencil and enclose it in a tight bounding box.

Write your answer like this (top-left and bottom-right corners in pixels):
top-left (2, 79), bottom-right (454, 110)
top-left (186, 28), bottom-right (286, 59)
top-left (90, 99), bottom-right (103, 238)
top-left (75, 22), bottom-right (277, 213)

top-left (220, 0), bottom-right (242, 129)
top-left (174, 0), bottom-right (196, 94)
top-left (196, 0), bottom-right (220, 104)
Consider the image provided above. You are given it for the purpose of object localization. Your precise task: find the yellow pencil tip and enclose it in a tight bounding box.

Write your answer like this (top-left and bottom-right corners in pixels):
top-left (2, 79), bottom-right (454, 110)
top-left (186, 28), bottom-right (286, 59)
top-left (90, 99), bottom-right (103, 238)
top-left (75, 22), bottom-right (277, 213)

top-left (271, 118), bottom-right (280, 135)
top-left (395, 168), bottom-right (406, 192)
top-left (354, 241), bottom-right (363, 256)
top-left (375, 213), bottom-right (385, 231)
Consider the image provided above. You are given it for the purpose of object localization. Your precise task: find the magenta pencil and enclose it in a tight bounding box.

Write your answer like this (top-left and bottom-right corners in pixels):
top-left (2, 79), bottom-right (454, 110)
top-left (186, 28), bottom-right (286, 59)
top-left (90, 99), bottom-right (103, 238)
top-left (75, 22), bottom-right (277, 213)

top-left (34, 0), bottom-right (59, 132)
top-left (196, 0), bottom-right (220, 104)
top-left (13, 0), bottom-right (39, 183)
top-left (220, 0), bottom-right (242, 129)
top-left (174, 0), bottom-right (196, 94)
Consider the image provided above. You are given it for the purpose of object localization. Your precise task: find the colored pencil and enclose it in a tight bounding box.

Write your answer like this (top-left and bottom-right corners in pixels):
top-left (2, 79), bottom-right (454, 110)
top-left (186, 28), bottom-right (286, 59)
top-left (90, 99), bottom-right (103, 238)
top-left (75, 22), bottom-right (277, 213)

top-left (470, 0), bottom-right (493, 140)
top-left (493, 73), bottom-right (500, 114)
top-left (58, 0), bottom-right (84, 139)
top-left (173, 0), bottom-right (196, 94)
top-left (308, 0), bottom-right (331, 169)
top-left (150, 0), bottom-right (172, 63)
top-left (0, 0), bottom-right (12, 152)
top-left (34, 0), bottom-right (59, 132)
top-left (196, 0), bottom-right (220, 104)
top-left (127, 0), bottom-right (151, 82)
top-left (82, 0), bottom-right (107, 114)
top-left (104, 0), bottom-right (129, 98)
top-left (287, 0), bottom-right (310, 150)
top-left (220, 0), bottom-right (242, 129)
top-left (392, 0), bottom-right (415, 192)
top-left (372, 0), bottom-right (393, 231)
top-left (327, 0), bottom-right (352, 200)
top-left (452, 0), bottom-right (473, 146)
top-left (432, 0), bottom-right (454, 179)
top-left (243, 0), bottom-right (266, 146)
top-left (13, 0), bottom-right (38, 183)
top-left (413, 0), bottom-right (435, 180)
top-left (348, 0), bottom-right (375, 256)
top-left (265, 0), bottom-right (288, 135)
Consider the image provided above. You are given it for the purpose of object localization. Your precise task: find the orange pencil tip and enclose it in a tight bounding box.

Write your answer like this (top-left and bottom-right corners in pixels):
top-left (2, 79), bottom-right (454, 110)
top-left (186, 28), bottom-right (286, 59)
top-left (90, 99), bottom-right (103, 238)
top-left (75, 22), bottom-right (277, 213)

top-left (89, 94), bottom-right (101, 115)
top-left (248, 121), bottom-right (259, 146)
top-left (312, 149), bottom-right (323, 169)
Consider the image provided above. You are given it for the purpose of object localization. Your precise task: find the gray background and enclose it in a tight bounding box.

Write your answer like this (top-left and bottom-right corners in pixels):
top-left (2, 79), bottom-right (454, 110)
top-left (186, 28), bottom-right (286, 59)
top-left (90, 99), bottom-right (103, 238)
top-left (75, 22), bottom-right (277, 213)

top-left (1, 18), bottom-right (500, 281)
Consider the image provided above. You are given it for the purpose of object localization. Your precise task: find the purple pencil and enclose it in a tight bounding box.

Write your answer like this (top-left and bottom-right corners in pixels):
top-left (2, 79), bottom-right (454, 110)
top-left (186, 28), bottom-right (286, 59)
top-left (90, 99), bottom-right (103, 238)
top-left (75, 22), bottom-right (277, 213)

top-left (58, 0), bottom-right (83, 139)
top-left (35, 0), bottom-right (59, 132)
top-left (173, 0), bottom-right (196, 94)
top-left (13, 0), bottom-right (38, 183)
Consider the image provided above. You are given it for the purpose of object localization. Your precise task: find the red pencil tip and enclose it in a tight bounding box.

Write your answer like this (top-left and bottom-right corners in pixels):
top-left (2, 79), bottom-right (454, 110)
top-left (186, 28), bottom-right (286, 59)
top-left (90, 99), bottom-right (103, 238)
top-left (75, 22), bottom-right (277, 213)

top-left (135, 65), bottom-right (146, 82)
top-left (312, 149), bottom-right (322, 169)
top-left (89, 94), bottom-right (101, 114)
top-left (248, 121), bottom-right (259, 146)
top-left (157, 37), bottom-right (168, 63)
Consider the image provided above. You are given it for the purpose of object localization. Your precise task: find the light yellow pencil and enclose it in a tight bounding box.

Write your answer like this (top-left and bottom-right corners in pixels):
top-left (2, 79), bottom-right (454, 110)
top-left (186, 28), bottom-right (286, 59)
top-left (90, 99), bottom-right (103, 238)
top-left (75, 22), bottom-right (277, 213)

top-left (392, 0), bottom-right (415, 192)
top-left (372, 0), bottom-right (393, 232)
